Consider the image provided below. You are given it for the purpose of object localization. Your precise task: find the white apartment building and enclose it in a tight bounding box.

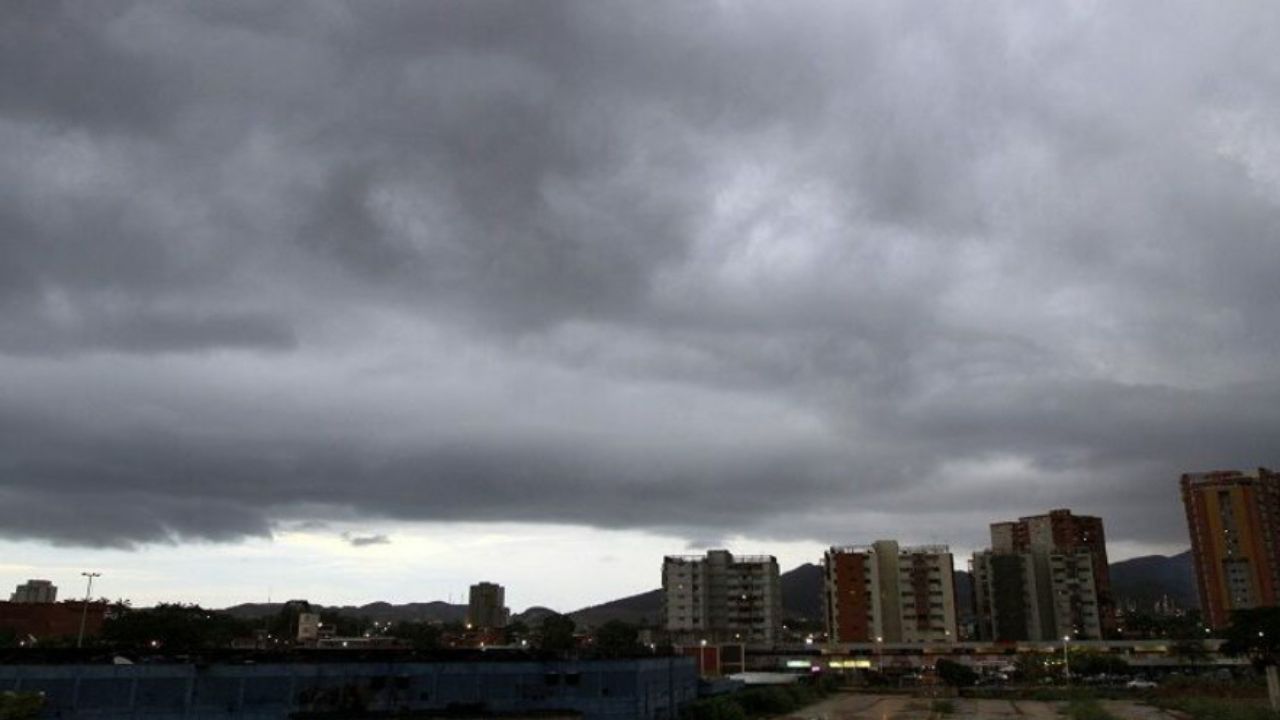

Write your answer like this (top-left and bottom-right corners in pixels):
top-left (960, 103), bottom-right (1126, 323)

top-left (892, 543), bottom-right (959, 644)
top-left (662, 550), bottom-right (781, 646)
top-left (1047, 549), bottom-right (1102, 640)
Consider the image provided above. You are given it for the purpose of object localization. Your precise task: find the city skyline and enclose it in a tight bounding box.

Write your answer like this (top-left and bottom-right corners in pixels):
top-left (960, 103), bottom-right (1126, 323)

top-left (0, 506), bottom-right (1189, 612)
top-left (4, 2), bottom-right (1280, 612)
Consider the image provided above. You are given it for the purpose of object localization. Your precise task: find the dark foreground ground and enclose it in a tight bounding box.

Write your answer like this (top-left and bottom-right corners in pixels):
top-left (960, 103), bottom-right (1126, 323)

top-left (776, 692), bottom-right (1187, 719)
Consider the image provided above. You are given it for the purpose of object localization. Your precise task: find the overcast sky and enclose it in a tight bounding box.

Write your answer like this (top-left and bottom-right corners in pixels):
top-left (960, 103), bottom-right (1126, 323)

top-left (3, 1), bottom-right (1279, 610)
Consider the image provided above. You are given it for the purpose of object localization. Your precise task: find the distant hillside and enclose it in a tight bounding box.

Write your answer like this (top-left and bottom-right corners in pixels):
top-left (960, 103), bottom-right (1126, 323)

top-left (222, 601), bottom-right (467, 624)
top-left (779, 563), bottom-right (823, 620)
top-left (223, 601), bottom-right (570, 628)
top-left (221, 603), bottom-right (280, 619)
top-left (569, 589), bottom-right (663, 627)
top-left (511, 606), bottom-right (559, 626)
top-left (1109, 551), bottom-right (1197, 610)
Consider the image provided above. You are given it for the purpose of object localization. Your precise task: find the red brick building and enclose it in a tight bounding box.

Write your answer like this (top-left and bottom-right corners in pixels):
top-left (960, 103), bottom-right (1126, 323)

top-left (824, 541), bottom-right (957, 644)
top-left (824, 549), bottom-right (874, 643)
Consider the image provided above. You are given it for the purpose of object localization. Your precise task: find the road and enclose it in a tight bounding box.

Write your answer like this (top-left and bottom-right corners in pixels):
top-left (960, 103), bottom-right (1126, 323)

top-left (775, 692), bottom-right (1185, 719)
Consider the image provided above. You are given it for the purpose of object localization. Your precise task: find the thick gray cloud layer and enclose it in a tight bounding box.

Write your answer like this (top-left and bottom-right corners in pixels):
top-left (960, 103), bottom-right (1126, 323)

top-left (2, 1), bottom-right (1279, 552)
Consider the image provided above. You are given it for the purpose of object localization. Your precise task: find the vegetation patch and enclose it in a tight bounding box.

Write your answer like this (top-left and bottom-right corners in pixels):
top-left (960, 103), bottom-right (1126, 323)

top-left (0, 692), bottom-right (43, 720)
top-left (1063, 698), bottom-right (1119, 720)
top-left (680, 677), bottom-right (842, 720)
top-left (1155, 697), bottom-right (1280, 720)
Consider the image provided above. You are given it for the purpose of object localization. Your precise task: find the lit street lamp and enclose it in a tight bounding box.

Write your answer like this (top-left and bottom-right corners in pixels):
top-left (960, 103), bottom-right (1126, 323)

top-left (77, 572), bottom-right (101, 649)
top-left (1062, 635), bottom-right (1071, 681)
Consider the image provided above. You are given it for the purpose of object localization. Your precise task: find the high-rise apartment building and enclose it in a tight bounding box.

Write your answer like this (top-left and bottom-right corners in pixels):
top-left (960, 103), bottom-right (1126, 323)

top-left (467, 582), bottom-right (510, 630)
top-left (989, 509), bottom-right (1114, 635)
top-left (972, 509), bottom-right (1110, 641)
top-left (824, 541), bottom-right (958, 644)
top-left (1181, 469), bottom-right (1280, 629)
top-left (662, 550), bottom-right (782, 646)
top-left (971, 547), bottom-right (1102, 641)
top-left (9, 580), bottom-right (56, 604)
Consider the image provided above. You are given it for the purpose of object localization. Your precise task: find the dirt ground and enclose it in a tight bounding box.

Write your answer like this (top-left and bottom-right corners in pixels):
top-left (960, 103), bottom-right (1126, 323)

top-left (773, 692), bottom-right (1186, 719)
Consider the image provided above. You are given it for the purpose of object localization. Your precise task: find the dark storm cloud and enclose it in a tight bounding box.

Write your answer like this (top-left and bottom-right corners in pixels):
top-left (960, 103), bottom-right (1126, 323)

top-left (2, 1), bottom-right (1280, 555)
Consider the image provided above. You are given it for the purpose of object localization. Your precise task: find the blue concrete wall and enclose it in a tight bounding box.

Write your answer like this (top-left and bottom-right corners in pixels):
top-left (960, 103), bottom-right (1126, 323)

top-left (0, 657), bottom-right (699, 720)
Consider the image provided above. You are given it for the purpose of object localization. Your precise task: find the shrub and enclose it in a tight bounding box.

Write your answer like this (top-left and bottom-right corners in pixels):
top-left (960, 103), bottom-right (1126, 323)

top-left (740, 687), bottom-right (796, 715)
top-left (936, 659), bottom-right (979, 688)
top-left (681, 696), bottom-right (747, 720)
top-left (0, 693), bottom-right (43, 720)
top-left (683, 678), bottom-right (839, 720)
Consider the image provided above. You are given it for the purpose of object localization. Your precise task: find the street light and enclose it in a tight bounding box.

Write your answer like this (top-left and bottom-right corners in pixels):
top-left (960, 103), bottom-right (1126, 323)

top-left (1062, 635), bottom-right (1071, 681)
top-left (77, 572), bottom-right (101, 649)
top-left (876, 636), bottom-right (884, 672)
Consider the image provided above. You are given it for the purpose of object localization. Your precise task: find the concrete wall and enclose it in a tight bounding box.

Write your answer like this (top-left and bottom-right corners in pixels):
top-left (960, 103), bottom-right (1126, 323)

top-left (0, 657), bottom-right (698, 720)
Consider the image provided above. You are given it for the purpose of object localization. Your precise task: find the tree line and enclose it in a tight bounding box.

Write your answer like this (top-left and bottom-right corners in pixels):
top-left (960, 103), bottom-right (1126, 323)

top-left (1, 601), bottom-right (655, 658)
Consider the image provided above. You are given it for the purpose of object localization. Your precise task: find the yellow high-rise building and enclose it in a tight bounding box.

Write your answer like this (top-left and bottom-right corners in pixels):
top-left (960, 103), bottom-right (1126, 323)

top-left (1181, 469), bottom-right (1280, 629)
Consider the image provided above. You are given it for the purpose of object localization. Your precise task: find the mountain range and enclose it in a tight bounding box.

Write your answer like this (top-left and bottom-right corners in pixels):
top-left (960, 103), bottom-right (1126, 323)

top-left (221, 551), bottom-right (1196, 628)
top-left (1108, 550), bottom-right (1197, 609)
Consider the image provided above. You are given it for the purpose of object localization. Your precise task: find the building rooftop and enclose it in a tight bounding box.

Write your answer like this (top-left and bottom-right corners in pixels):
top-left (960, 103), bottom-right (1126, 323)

top-left (828, 544), bottom-right (950, 555)
top-left (1183, 468), bottom-right (1273, 484)
top-left (663, 552), bottom-right (775, 563)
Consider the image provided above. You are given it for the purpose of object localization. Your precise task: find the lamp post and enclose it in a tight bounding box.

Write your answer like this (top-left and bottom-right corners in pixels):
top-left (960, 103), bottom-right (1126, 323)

top-left (876, 636), bottom-right (884, 672)
top-left (1062, 635), bottom-right (1071, 682)
top-left (77, 572), bottom-right (101, 649)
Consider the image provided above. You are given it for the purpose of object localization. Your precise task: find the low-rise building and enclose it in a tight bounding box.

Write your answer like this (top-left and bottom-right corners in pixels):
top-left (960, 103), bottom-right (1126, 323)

top-left (0, 601), bottom-right (106, 642)
top-left (0, 656), bottom-right (699, 720)
top-left (296, 612), bottom-right (321, 643)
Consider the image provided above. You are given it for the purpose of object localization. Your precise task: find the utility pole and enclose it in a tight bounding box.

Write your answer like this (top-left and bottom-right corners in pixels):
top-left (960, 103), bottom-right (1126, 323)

top-left (77, 572), bottom-right (101, 649)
